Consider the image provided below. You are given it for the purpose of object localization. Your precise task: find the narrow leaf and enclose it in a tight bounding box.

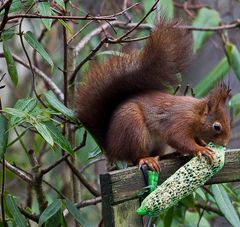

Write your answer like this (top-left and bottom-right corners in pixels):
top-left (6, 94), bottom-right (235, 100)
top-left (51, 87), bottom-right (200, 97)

top-left (35, 122), bottom-right (54, 146)
top-left (11, 98), bottom-right (38, 125)
top-left (44, 121), bottom-right (74, 155)
top-left (37, 1), bottom-right (52, 30)
top-left (192, 8), bottom-right (221, 52)
top-left (3, 108), bottom-right (27, 118)
top-left (24, 31), bottom-right (53, 67)
top-left (225, 42), bottom-right (240, 80)
top-left (194, 57), bottom-right (230, 97)
top-left (45, 209), bottom-right (62, 227)
top-left (229, 93), bottom-right (240, 108)
top-left (0, 115), bottom-right (8, 160)
top-left (44, 91), bottom-right (77, 122)
top-left (39, 200), bottom-right (61, 225)
top-left (54, 0), bottom-right (65, 9)
top-left (1, 29), bottom-right (16, 40)
top-left (212, 184), bottom-right (240, 227)
top-left (164, 206), bottom-right (174, 227)
top-left (3, 41), bottom-right (18, 86)
top-left (6, 195), bottom-right (27, 227)
top-left (65, 199), bottom-right (88, 226)
top-left (58, 19), bottom-right (73, 34)
top-left (0, 0), bottom-right (34, 15)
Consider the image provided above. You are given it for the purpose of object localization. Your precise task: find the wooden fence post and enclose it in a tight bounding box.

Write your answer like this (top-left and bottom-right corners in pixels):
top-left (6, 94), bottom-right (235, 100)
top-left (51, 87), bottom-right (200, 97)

top-left (100, 149), bottom-right (240, 226)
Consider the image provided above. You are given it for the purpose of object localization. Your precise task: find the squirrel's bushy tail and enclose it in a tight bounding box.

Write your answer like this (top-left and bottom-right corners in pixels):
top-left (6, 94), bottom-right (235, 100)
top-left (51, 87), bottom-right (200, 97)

top-left (76, 21), bottom-right (192, 145)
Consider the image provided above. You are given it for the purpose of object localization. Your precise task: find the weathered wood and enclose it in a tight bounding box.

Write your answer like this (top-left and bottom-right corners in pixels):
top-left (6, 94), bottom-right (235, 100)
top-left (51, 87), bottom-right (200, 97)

top-left (100, 149), bottom-right (240, 206)
top-left (112, 199), bottom-right (143, 227)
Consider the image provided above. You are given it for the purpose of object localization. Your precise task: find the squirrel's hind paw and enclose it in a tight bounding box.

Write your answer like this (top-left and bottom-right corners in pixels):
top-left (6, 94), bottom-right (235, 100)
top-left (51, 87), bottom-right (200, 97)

top-left (138, 156), bottom-right (160, 172)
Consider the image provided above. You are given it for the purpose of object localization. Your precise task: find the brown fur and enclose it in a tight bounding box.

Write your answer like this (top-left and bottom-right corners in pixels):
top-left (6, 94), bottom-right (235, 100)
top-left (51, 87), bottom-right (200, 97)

top-left (76, 21), bottom-right (230, 165)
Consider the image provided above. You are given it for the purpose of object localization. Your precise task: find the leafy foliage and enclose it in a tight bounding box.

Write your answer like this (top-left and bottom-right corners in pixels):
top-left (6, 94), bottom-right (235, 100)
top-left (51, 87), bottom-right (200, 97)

top-left (0, 0), bottom-right (239, 226)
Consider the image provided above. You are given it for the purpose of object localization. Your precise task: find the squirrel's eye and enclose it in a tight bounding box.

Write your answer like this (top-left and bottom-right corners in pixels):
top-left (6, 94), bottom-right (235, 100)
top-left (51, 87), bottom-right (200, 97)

top-left (212, 122), bottom-right (222, 132)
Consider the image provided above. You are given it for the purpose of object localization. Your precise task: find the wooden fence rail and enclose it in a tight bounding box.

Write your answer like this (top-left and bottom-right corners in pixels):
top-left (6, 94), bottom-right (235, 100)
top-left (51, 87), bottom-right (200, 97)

top-left (100, 149), bottom-right (240, 227)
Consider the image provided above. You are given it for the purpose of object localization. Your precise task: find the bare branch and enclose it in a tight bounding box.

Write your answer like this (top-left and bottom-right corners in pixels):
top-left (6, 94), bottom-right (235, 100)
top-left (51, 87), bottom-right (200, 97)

top-left (177, 21), bottom-right (240, 31)
top-left (3, 160), bottom-right (33, 184)
top-left (65, 158), bottom-right (100, 197)
top-left (7, 14), bottom-right (116, 22)
top-left (0, 0), bottom-right (12, 35)
top-left (63, 196), bottom-right (102, 217)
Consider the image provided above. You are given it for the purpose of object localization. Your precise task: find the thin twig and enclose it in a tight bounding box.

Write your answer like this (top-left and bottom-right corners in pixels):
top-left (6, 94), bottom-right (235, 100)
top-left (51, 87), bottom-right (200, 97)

top-left (79, 156), bottom-right (106, 174)
top-left (19, 207), bottom-right (39, 223)
top-left (0, 0), bottom-right (12, 35)
top-left (65, 158), bottom-right (100, 197)
top-left (67, 20), bottom-right (93, 45)
top-left (41, 130), bottom-right (87, 175)
top-left (43, 179), bottom-right (67, 199)
top-left (0, 53), bottom-right (64, 101)
top-left (0, 0), bottom-right (12, 12)
top-left (3, 160), bottom-right (33, 184)
top-left (69, 37), bottom-right (108, 84)
top-left (74, 21), bottom-right (152, 55)
top-left (7, 14), bottom-right (116, 21)
top-left (109, 0), bottom-right (160, 43)
top-left (177, 21), bottom-right (240, 31)
top-left (195, 201), bottom-right (222, 216)
top-left (63, 196), bottom-right (102, 216)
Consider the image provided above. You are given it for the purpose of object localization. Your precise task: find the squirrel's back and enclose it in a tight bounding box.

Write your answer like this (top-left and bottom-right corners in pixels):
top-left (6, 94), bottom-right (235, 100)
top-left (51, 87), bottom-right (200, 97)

top-left (76, 21), bottom-right (192, 146)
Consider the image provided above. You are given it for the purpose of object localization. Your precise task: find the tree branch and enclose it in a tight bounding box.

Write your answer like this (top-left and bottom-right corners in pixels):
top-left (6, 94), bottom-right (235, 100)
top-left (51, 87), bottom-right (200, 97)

top-left (65, 158), bottom-right (100, 197)
top-left (2, 160), bottom-right (33, 184)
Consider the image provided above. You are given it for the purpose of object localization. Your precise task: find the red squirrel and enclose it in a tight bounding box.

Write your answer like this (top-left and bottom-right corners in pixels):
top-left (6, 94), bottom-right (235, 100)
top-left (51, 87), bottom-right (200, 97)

top-left (76, 21), bottom-right (231, 172)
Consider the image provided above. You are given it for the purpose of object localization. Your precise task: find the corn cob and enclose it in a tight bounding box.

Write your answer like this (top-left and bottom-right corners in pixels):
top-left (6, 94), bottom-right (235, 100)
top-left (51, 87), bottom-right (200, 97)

top-left (137, 143), bottom-right (225, 216)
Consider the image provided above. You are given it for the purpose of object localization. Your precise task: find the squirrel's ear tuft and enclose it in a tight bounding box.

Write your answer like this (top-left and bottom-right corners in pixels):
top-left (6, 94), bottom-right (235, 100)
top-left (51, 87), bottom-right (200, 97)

top-left (206, 83), bottom-right (231, 110)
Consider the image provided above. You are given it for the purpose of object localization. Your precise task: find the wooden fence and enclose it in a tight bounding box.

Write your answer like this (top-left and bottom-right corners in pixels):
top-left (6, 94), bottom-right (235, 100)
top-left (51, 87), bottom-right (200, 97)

top-left (100, 149), bottom-right (240, 227)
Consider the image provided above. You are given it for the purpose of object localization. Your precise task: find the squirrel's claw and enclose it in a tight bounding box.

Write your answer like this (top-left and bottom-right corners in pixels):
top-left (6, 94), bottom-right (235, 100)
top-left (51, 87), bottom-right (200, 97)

top-left (139, 156), bottom-right (160, 172)
top-left (196, 147), bottom-right (215, 164)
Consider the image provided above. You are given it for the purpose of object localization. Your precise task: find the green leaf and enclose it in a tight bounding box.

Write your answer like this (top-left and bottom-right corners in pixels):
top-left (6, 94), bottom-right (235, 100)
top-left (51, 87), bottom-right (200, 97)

top-left (64, 199), bottom-right (88, 226)
top-left (24, 31), bottom-right (53, 67)
top-left (54, 0), bottom-right (65, 9)
top-left (0, 0), bottom-right (34, 15)
top-left (45, 209), bottom-right (62, 227)
top-left (1, 29), bottom-right (16, 41)
top-left (11, 98), bottom-right (38, 125)
top-left (44, 121), bottom-right (74, 155)
top-left (44, 91), bottom-right (77, 122)
top-left (37, 1), bottom-right (52, 30)
top-left (143, 0), bottom-right (173, 23)
top-left (35, 122), bottom-right (54, 146)
top-left (192, 8), bottom-right (221, 52)
top-left (0, 115), bottom-right (8, 160)
top-left (3, 108), bottom-right (27, 118)
top-left (14, 97), bottom-right (38, 112)
top-left (229, 93), bottom-right (240, 116)
top-left (212, 184), bottom-right (240, 227)
top-left (58, 19), bottom-right (73, 34)
top-left (39, 200), bottom-right (61, 225)
top-left (160, 0), bottom-right (174, 20)
top-left (194, 57), bottom-right (230, 97)
top-left (3, 41), bottom-right (18, 86)
top-left (6, 195), bottom-right (27, 227)
top-left (164, 206), bottom-right (174, 227)
top-left (88, 148), bottom-right (101, 159)
top-left (225, 42), bottom-right (240, 80)
top-left (229, 93), bottom-right (240, 108)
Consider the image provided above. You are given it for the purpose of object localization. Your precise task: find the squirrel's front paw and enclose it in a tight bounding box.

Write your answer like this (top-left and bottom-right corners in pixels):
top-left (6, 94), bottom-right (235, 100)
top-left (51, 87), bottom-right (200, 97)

top-left (138, 156), bottom-right (160, 172)
top-left (196, 147), bottom-right (215, 163)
